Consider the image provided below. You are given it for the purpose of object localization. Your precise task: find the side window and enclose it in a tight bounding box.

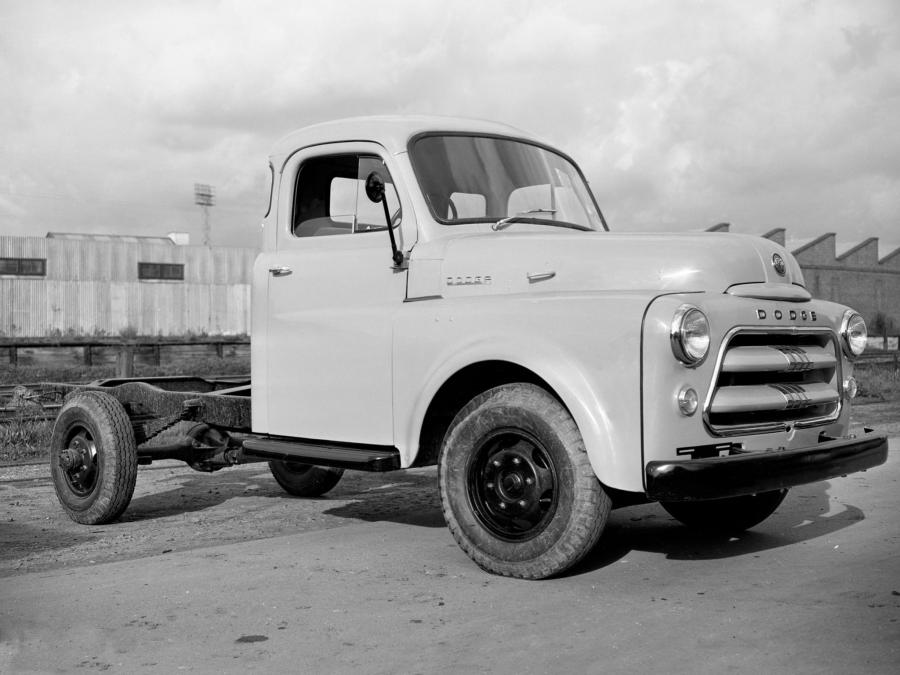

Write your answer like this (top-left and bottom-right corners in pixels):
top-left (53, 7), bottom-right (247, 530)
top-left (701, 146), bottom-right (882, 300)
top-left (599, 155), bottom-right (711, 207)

top-left (263, 163), bottom-right (274, 217)
top-left (292, 154), bottom-right (400, 237)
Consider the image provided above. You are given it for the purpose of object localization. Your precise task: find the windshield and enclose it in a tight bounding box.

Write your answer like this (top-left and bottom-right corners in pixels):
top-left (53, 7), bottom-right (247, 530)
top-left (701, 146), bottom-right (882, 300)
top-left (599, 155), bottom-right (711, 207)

top-left (409, 134), bottom-right (606, 231)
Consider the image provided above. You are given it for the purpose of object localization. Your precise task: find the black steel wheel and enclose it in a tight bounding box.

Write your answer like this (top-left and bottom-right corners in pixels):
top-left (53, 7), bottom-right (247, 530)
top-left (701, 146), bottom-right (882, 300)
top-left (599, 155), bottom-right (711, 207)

top-left (467, 430), bottom-right (559, 541)
top-left (439, 383), bottom-right (610, 579)
top-left (268, 461), bottom-right (344, 497)
top-left (661, 489), bottom-right (789, 534)
top-left (49, 391), bottom-right (138, 525)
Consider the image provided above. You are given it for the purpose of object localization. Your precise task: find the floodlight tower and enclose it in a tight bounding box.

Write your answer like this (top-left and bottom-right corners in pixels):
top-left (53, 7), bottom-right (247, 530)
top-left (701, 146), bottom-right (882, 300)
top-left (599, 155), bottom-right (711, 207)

top-left (194, 183), bottom-right (216, 246)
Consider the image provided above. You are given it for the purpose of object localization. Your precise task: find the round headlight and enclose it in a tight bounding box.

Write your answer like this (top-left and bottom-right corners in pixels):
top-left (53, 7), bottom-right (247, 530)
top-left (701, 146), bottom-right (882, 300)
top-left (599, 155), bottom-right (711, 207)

top-left (841, 311), bottom-right (867, 358)
top-left (671, 306), bottom-right (710, 366)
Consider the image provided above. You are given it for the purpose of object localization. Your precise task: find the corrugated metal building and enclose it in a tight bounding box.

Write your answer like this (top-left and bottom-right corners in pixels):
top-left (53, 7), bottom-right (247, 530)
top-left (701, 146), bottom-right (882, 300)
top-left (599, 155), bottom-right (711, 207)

top-left (708, 224), bottom-right (900, 334)
top-left (1, 233), bottom-right (257, 337)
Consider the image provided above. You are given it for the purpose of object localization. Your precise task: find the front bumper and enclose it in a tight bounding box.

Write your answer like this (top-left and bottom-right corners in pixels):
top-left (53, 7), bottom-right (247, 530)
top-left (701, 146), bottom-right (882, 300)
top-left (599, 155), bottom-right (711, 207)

top-left (645, 432), bottom-right (888, 501)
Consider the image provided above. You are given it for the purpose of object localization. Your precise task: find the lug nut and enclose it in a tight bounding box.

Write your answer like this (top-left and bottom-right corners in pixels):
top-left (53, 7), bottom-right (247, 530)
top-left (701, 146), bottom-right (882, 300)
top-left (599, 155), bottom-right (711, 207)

top-left (525, 477), bottom-right (533, 485)
top-left (512, 457), bottom-right (521, 465)
top-left (518, 500), bottom-right (527, 508)
top-left (498, 502), bottom-right (507, 510)
top-left (486, 482), bottom-right (494, 489)
top-left (492, 459), bottom-right (502, 467)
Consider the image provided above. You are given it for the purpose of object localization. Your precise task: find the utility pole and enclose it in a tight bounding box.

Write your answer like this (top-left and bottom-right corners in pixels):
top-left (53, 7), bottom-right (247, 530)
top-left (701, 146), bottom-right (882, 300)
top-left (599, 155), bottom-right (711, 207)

top-left (194, 183), bottom-right (215, 246)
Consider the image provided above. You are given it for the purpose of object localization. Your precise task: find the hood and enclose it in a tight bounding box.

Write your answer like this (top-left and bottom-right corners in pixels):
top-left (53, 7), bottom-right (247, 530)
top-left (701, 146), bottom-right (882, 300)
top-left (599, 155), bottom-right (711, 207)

top-left (407, 230), bottom-right (806, 300)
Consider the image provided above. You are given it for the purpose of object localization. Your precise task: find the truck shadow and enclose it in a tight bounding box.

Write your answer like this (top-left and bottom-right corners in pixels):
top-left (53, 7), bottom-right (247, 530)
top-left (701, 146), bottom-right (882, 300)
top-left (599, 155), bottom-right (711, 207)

top-left (122, 466), bottom-right (291, 521)
top-left (572, 479), bottom-right (864, 575)
top-left (0, 521), bottom-right (98, 569)
top-left (122, 465), bottom-right (445, 526)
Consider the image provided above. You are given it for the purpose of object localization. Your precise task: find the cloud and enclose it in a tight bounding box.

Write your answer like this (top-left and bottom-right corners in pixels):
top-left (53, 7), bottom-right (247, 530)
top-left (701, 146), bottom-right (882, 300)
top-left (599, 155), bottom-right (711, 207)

top-left (0, 0), bottom-right (898, 250)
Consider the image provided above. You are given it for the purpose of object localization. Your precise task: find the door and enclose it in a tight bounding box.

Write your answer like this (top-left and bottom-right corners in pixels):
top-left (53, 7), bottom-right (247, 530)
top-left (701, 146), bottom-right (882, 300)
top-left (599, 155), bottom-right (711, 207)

top-left (265, 143), bottom-right (407, 445)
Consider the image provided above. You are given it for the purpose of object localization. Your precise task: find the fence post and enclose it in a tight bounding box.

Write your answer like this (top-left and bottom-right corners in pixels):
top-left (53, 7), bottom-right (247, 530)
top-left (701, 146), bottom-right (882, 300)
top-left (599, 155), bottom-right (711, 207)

top-left (116, 345), bottom-right (134, 378)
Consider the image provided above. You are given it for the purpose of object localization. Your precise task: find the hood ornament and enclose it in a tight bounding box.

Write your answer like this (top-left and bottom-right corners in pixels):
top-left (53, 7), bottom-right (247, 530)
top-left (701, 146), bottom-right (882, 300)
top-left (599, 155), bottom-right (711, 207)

top-left (772, 253), bottom-right (786, 277)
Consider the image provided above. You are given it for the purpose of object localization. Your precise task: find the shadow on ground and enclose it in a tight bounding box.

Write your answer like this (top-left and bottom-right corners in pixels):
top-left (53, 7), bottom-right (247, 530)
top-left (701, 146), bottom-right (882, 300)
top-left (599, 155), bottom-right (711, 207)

top-left (572, 479), bottom-right (862, 575)
top-left (122, 465), bottom-right (444, 527)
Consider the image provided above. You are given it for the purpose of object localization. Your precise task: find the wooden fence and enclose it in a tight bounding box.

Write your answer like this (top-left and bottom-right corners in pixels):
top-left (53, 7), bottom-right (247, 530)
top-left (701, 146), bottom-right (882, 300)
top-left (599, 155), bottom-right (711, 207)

top-left (0, 337), bottom-right (250, 373)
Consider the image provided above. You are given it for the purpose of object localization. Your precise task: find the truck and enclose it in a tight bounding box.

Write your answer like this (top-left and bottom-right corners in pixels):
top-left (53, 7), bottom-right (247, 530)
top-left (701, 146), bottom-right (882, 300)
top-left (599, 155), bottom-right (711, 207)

top-left (47, 116), bottom-right (888, 579)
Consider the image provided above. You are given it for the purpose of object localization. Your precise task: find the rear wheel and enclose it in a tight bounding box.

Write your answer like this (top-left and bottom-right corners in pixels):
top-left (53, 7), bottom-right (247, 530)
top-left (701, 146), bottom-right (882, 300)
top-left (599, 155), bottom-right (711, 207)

top-left (661, 489), bottom-right (789, 534)
top-left (268, 461), bottom-right (344, 497)
top-left (50, 391), bottom-right (138, 525)
top-left (439, 383), bottom-right (610, 579)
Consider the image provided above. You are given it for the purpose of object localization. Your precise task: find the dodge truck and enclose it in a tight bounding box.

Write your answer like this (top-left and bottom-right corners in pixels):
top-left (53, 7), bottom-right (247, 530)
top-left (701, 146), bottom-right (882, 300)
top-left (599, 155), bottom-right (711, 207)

top-left (48, 116), bottom-right (888, 579)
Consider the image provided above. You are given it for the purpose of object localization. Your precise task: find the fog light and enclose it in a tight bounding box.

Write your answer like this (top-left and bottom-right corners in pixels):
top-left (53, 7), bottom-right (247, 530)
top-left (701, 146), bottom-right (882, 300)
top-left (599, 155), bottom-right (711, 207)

top-left (844, 376), bottom-right (858, 399)
top-left (677, 387), bottom-right (699, 416)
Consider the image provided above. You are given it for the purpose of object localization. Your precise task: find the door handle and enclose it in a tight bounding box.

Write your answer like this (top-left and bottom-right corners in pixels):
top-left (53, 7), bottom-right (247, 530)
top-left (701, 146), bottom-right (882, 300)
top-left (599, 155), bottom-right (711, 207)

top-left (526, 270), bottom-right (556, 283)
top-left (269, 266), bottom-right (293, 277)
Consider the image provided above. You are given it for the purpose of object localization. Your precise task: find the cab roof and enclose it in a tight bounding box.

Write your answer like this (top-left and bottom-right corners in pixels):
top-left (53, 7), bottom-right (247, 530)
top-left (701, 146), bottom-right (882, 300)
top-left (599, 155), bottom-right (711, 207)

top-left (268, 115), bottom-right (542, 163)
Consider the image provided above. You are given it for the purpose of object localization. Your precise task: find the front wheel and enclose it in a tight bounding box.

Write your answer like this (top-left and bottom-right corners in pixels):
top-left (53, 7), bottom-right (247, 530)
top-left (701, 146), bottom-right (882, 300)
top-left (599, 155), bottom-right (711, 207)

top-left (439, 383), bottom-right (610, 579)
top-left (268, 461), bottom-right (344, 497)
top-left (661, 489), bottom-right (789, 534)
top-left (50, 391), bottom-right (138, 525)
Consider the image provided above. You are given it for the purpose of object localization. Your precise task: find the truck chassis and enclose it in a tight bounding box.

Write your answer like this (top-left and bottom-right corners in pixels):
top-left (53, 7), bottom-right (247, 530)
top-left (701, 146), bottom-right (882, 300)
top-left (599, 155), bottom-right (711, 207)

top-left (47, 376), bottom-right (401, 526)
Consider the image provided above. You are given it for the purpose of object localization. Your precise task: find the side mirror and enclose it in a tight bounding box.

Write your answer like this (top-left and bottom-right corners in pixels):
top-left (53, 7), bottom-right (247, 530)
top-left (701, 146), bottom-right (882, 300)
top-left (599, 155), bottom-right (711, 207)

top-left (364, 171), bottom-right (403, 267)
top-left (365, 172), bottom-right (385, 203)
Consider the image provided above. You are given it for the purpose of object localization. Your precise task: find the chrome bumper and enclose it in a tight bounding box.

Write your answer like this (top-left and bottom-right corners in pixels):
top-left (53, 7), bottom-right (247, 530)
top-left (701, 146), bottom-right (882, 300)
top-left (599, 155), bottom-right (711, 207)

top-left (645, 432), bottom-right (888, 501)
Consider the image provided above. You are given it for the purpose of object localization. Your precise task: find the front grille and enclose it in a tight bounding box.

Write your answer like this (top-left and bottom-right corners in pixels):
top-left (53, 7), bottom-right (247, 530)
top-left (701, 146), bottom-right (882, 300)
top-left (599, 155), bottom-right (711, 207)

top-left (705, 331), bottom-right (841, 435)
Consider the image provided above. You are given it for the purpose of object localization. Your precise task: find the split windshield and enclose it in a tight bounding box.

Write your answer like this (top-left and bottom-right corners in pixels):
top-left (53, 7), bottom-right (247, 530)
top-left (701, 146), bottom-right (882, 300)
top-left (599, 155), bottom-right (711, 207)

top-left (409, 134), bottom-right (605, 231)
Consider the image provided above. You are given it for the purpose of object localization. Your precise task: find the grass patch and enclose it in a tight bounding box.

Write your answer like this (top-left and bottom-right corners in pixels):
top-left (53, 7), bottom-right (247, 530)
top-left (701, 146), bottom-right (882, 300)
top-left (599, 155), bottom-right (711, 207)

top-left (854, 361), bottom-right (900, 401)
top-left (0, 411), bottom-right (52, 463)
top-left (0, 357), bottom-right (249, 464)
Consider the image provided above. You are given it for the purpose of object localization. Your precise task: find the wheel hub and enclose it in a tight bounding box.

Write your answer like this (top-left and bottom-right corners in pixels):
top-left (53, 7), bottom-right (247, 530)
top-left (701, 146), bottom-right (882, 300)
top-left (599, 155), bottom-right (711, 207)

top-left (468, 434), bottom-right (558, 541)
top-left (60, 431), bottom-right (98, 496)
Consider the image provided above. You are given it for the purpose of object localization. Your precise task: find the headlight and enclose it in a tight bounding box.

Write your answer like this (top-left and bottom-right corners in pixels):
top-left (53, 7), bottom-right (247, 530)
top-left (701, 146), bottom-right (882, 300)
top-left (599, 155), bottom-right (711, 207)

top-left (670, 305), bottom-right (710, 366)
top-left (841, 311), bottom-right (867, 358)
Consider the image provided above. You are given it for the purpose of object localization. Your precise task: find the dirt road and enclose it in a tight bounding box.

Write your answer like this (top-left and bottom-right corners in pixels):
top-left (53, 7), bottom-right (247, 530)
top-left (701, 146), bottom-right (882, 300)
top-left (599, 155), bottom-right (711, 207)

top-left (1, 415), bottom-right (898, 673)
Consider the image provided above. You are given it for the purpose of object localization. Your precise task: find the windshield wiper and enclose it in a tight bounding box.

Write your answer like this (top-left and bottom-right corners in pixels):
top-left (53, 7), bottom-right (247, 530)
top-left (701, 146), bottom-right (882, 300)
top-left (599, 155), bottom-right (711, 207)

top-left (492, 208), bottom-right (591, 232)
top-left (492, 209), bottom-right (555, 230)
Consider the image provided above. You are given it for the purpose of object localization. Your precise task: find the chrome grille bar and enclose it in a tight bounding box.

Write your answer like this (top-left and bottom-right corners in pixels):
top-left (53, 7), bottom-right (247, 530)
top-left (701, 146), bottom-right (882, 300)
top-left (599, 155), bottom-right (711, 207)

top-left (710, 382), bottom-right (839, 414)
top-left (720, 345), bottom-right (836, 373)
top-left (705, 329), bottom-right (841, 435)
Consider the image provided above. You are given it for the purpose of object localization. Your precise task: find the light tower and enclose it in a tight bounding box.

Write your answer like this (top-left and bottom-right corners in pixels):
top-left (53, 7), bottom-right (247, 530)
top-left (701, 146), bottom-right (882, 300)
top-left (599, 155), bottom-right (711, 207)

top-left (193, 183), bottom-right (216, 246)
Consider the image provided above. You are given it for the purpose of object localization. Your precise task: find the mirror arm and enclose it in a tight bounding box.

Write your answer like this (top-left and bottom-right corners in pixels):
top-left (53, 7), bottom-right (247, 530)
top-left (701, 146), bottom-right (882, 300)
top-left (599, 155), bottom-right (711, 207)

top-left (382, 198), bottom-right (404, 267)
top-left (366, 171), bottom-right (403, 267)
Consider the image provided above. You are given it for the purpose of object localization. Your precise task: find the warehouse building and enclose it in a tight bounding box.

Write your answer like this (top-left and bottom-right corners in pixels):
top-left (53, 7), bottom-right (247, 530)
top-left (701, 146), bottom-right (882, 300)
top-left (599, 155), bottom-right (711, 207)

top-left (0, 233), bottom-right (256, 337)
top-left (1, 228), bottom-right (897, 339)
top-left (708, 224), bottom-right (900, 339)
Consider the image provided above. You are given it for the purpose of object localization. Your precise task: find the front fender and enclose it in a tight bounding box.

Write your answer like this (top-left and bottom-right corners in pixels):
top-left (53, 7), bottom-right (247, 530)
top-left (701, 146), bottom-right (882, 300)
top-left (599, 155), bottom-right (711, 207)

top-left (393, 292), bottom-right (657, 492)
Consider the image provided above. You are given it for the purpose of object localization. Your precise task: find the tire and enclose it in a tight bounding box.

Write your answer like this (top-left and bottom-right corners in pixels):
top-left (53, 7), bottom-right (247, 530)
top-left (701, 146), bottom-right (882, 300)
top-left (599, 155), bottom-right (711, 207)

top-left (438, 383), bottom-right (611, 579)
top-left (661, 489), bottom-right (789, 534)
top-left (268, 461), bottom-right (344, 497)
top-left (49, 391), bottom-right (138, 525)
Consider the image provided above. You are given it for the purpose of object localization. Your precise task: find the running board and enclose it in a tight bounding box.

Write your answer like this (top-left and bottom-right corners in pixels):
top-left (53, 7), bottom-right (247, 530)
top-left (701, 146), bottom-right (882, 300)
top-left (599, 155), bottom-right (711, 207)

top-left (241, 437), bottom-right (401, 472)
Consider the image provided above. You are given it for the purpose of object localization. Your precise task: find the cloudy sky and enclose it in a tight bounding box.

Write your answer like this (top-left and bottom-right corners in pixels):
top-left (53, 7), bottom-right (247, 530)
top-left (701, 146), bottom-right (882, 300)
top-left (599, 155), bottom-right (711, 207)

top-left (1, 0), bottom-right (898, 255)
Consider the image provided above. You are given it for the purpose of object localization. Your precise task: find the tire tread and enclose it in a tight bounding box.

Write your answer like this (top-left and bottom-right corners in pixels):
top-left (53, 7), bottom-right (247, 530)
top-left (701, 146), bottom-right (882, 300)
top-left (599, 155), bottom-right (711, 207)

top-left (50, 391), bottom-right (138, 525)
top-left (439, 383), bottom-right (610, 579)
